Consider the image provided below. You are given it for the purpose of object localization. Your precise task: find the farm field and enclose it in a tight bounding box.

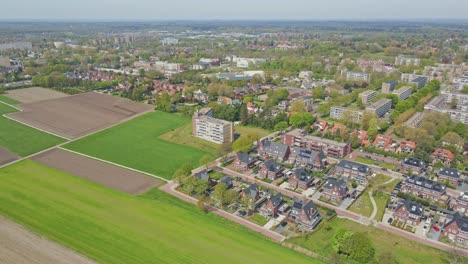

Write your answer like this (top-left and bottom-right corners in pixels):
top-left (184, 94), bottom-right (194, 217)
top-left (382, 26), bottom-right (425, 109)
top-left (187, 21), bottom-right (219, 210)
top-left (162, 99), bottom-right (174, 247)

top-left (0, 160), bottom-right (319, 264)
top-left (65, 111), bottom-right (213, 179)
top-left (31, 148), bottom-right (161, 194)
top-left (8, 92), bottom-right (153, 139)
top-left (0, 216), bottom-right (95, 264)
top-left (4, 87), bottom-right (68, 104)
top-left (0, 102), bottom-right (65, 157)
top-left (288, 218), bottom-right (447, 264)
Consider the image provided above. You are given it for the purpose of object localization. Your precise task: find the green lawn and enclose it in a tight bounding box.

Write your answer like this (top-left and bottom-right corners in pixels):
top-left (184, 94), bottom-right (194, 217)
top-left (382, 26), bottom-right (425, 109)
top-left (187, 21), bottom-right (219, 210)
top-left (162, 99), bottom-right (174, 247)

top-left (0, 95), bottom-right (20, 105)
top-left (64, 111), bottom-right (215, 179)
top-left (0, 102), bottom-right (65, 156)
top-left (355, 156), bottom-right (396, 170)
top-left (235, 125), bottom-right (271, 139)
top-left (349, 192), bottom-right (373, 217)
top-left (288, 218), bottom-right (448, 264)
top-left (159, 121), bottom-right (219, 153)
top-left (0, 160), bottom-right (320, 264)
top-left (250, 213), bottom-right (269, 226)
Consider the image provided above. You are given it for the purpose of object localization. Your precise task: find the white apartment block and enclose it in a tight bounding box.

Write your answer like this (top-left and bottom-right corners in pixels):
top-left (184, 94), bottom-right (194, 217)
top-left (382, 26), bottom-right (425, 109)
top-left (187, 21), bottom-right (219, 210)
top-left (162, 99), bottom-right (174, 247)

top-left (345, 71), bottom-right (370, 82)
top-left (330, 106), bottom-right (364, 123)
top-left (192, 108), bottom-right (234, 144)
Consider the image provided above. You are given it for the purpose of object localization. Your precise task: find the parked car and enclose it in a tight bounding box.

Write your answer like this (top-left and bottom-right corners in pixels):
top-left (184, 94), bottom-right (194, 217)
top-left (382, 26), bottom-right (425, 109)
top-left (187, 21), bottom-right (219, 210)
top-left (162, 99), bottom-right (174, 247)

top-left (387, 217), bottom-right (393, 224)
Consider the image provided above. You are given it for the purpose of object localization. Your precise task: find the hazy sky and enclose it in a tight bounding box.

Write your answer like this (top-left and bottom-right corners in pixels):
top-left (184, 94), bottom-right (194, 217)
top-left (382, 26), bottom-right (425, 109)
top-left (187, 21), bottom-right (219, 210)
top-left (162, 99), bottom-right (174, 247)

top-left (1, 0), bottom-right (467, 20)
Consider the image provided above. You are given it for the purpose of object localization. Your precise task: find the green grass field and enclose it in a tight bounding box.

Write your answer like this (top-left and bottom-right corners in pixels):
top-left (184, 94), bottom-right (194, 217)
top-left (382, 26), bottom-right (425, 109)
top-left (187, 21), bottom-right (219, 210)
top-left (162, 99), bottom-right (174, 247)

top-left (288, 218), bottom-right (448, 264)
top-left (65, 111), bottom-right (214, 179)
top-left (355, 156), bottom-right (396, 170)
top-left (235, 125), bottom-right (271, 139)
top-left (0, 95), bottom-right (20, 105)
top-left (0, 102), bottom-right (65, 156)
top-left (159, 121), bottom-right (219, 153)
top-left (0, 160), bottom-right (319, 264)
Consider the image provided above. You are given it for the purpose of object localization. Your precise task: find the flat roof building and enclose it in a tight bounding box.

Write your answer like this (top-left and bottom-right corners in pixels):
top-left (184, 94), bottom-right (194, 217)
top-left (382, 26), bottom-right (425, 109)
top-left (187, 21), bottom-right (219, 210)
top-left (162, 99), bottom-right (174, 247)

top-left (359, 90), bottom-right (377, 105)
top-left (192, 108), bottom-right (234, 144)
top-left (382, 80), bottom-right (397, 94)
top-left (392, 86), bottom-right (413, 101)
top-left (366, 98), bottom-right (392, 117)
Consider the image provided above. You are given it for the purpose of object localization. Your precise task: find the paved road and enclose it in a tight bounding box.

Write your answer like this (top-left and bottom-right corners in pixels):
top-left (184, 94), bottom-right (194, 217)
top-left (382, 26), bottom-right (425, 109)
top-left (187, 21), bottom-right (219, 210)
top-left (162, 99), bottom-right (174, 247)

top-left (159, 181), bottom-right (286, 242)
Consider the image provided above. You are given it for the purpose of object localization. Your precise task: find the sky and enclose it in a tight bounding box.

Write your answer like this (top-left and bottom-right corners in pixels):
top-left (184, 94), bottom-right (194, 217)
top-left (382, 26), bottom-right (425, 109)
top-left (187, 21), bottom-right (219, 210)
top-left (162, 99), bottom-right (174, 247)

top-left (1, 0), bottom-right (467, 21)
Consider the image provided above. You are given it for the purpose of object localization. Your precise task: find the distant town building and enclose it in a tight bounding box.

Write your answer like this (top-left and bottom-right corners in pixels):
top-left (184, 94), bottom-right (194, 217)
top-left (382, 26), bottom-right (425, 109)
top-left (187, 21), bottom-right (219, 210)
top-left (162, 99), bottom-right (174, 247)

top-left (410, 76), bottom-right (427, 89)
top-left (395, 55), bottom-right (421, 66)
top-left (343, 70), bottom-right (370, 82)
top-left (192, 108), bottom-right (234, 144)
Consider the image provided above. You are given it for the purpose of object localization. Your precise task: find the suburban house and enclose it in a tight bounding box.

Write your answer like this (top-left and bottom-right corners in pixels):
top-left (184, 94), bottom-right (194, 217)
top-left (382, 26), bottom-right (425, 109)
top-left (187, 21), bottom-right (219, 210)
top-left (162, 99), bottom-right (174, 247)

top-left (437, 167), bottom-right (462, 186)
top-left (432, 148), bottom-right (455, 166)
top-left (288, 147), bottom-right (326, 169)
top-left (373, 134), bottom-right (392, 149)
top-left (443, 212), bottom-right (468, 248)
top-left (400, 157), bottom-right (427, 174)
top-left (258, 139), bottom-right (291, 162)
top-left (333, 160), bottom-right (371, 185)
top-left (321, 177), bottom-right (348, 203)
top-left (259, 193), bottom-right (284, 217)
top-left (259, 159), bottom-right (283, 180)
top-left (401, 175), bottom-right (449, 204)
top-left (234, 152), bottom-right (256, 172)
top-left (392, 198), bottom-right (424, 226)
top-left (220, 176), bottom-right (233, 189)
top-left (314, 120), bottom-right (329, 133)
top-left (283, 129), bottom-right (352, 158)
top-left (397, 140), bottom-right (417, 154)
top-left (289, 167), bottom-right (314, 190)
top-left (450, 193), bottom-right (468, 216)
top-left (194, 170), bottom-right (213, 185)
top-left (290, 200), bottom-right (322, 231)
top-left (241, 184), bottom-right (260, 203)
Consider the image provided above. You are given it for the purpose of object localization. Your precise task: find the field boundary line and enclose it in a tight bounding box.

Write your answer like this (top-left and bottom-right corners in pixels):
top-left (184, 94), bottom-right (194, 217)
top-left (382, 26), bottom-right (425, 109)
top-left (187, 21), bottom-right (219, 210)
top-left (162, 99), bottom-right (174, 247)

top-left (0, 100), bottom-right (22, 111)
top-left (58, 147), bottom-right (169, 182)
top-left (2, 114), bottom-right (72, 140)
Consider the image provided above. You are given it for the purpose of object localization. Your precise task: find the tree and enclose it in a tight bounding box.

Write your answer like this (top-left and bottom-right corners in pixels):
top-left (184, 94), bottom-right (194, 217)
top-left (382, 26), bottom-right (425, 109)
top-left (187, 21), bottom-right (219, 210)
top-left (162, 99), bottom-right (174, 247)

top-left (194, 180), bottom-right (210, 195)
top-left (212, 183), bottom-right (227, 206)
top-left (441, 132), bottom-right (463, 146)
top-left (290, 100), bottom-right (306, 113)
top-left (155, 91), bottom-right (172, 112)
top-left (333, 230), bottom-right (375, 263)
top-left (181, 175), bottom-right (197, 194)
top-left (361, 111), bottom-right (377, 130)
top-left (289, 112), bottom-right (316, 128)
top-left (232, 135), bottom-right (254, 152)
top-left (312, 86), bottom-right (326, 100)
top-left (349, 133), bottom-right (361, 148)
top-left (241, 195), bottom-right (254, 213)
top-left (224, 189), bottom-right (239, 205)
top-left (216, 143), bottom-right (232, 161)
top-left (251, 74), bottom-right (264, 84)
top-left (197, 195), bottom-right (209, 213)
top-left (274, 121), bottom-right (289, 131)
top-left (367, 118), bottom-right (379, 140)
top-left (385, 94), bottom-right (400, 108)
top-left (240, 103), bottom-right (249, 125)
top-left (243, 96), bottom-right (253, 104)
top-left (173, 163), bottom-right (193, 178)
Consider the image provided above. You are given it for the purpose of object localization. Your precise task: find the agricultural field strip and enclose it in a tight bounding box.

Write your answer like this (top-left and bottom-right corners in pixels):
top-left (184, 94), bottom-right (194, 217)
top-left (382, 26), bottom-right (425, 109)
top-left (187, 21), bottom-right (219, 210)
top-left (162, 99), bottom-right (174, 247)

top-left (0, 97), bottom-right (154, 169)
top-left (58, 147), bottom-right (168, 182)
top-left (0, 100), bottom-right (71, 140)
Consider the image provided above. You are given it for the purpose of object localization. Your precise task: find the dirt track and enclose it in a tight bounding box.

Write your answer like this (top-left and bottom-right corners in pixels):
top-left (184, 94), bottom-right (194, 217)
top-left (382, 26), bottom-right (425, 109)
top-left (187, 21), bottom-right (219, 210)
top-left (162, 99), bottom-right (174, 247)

top-left (8, 92), bottom-right (153, 139)
top-left (5, 87), bottom-right (68, 103)
top-left (0, 147), bottom-right (19, 166)
top-left (32, 148), bottom-right (160, 194)
top-left (0, 216), bottom-right (96, 264)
